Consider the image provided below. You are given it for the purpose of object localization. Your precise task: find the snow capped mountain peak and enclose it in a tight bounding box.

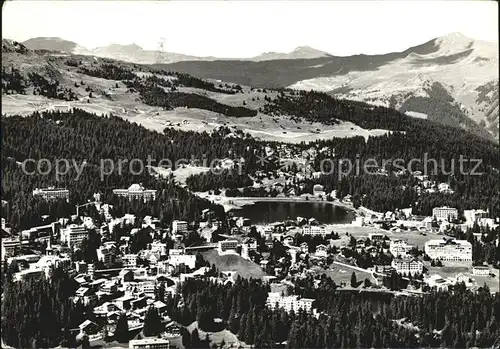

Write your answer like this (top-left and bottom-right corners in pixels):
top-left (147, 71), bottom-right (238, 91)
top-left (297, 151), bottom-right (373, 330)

top-left (429, 32), bottom-right (498, 64)
top-left (252, 46), bottom-right (329, 61)
top-left (292, 46), bottom-right (323, 53)
top-left (95, 43), bottom-right (143, 52)
top-left (123, 43), bottom-right (143, 51)
top-left (288, 32), bottom-right (498, 140)
top-left (290, 46), bottom-right (331, 58)
top-left (439, 32), bottom-right (470, 41)
top-left (435, 32), bottom-right (474, 53)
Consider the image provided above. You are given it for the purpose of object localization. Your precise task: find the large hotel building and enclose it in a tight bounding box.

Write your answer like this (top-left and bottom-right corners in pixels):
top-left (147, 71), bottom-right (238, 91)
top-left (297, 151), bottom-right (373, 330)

top-left (266, 292), bottom-right (315, 313)
top-left (1, 238), bottom-right (21, 260)
top-left (424, 238), bottom-right (472, 261)
top-left (432, 206), bottom-right (458, 222)
top-left (32, 187), bottom-right (69, 201)
top-left (60, 224), bottom-right (89, 248)
top-left (113, 184), bottom-right (157, 201)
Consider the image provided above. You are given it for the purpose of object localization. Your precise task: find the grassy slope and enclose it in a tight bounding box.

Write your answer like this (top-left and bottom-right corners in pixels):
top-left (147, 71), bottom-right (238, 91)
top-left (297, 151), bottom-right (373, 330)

top-left (1, 50), bottom-right (391, 143)
top-left (201, 250), bottom-right (266, 279)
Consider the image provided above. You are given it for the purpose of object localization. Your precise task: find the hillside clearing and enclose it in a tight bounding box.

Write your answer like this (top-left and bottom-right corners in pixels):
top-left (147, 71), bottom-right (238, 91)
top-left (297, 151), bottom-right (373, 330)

top-left (201, 250), bottom-right (266, 279)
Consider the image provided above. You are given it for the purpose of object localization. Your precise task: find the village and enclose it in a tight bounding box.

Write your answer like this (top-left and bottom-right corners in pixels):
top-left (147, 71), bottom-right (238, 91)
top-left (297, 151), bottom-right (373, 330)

top-left (1, 182), bottom-right (499, 349)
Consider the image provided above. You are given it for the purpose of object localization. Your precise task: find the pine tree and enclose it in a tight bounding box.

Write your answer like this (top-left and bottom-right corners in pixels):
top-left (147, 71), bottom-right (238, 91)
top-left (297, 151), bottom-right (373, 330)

top-left (115, 313), bottom-right (129, 343)
top-left (143, 306), bottom-right (163, 337)
top-left (182, 327), bottom-right (192, 349)
top-left (191, 328), bottom-right (200, 349)
top-left (245, 310), bottom-right (255, 344)
top-left (156, 281), bottom-right (166, 302)
top-left (350, 272), bottom-right (357, 287)
top-left (238, 314), bottom-right (247, 338)
top-left (203, 334), bottom-right (211, 349)
top-left (228, 308), bottom-right (239, 334)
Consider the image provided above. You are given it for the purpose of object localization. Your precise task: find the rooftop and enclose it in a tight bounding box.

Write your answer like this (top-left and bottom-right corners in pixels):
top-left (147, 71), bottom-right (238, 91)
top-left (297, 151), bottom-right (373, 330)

top-left (128, 183), bottom-right (145, 191)
top-left (425, 238), bottom-right (471, 247)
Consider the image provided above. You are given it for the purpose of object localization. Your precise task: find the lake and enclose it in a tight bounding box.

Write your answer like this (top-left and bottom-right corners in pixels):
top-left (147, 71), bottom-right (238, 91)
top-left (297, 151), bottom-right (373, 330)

top-left (231, 201), bottom-right (354, 224)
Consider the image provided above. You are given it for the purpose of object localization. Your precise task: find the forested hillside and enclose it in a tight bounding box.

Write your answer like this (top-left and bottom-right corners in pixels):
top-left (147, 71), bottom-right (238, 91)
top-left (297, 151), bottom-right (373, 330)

top-left (398, 82), bottom-right (492, 139)
top-left (262, 88), bottom-right (496, 142)
top-left (3, 267), bottom-right (499, 348)
top-left (2, 109), bottom-right (256, 229)
top-left (2, 104), bottom-right (499, 230)
top-left (2, 46), bottom-right (499, 229)
top-left (135, 276), bottom-right (500, 348)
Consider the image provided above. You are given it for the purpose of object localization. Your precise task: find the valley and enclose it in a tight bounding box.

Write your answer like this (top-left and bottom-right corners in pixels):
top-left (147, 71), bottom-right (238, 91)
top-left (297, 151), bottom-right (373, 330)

top-left (11, 32), bottom-right (500, 140)
top-left (1, 42), bottom-right (391, 143)
top-left (158, 33), bottom-right (499, 140)
top-left (1, 28), bottom-right (500, 349)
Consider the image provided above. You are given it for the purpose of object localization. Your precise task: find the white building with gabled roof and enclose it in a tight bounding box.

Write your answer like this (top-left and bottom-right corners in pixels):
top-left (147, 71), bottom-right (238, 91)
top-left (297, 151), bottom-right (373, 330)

top-left (315, 244), bottom-right (328, 258)
top-left (391, 258), bottom-right (423, 275)
top-left (389, 240), bottom-right (414, 258)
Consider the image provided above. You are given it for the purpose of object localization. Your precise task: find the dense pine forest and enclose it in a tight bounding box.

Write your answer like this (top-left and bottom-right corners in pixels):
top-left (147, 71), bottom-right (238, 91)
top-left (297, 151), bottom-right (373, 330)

top-left (1, 267), bottom-right (88, 348)
top-left (124, 77), bottom-right (257, 117)
top-left (262, 89), bottom-right (497, 143)
top-left (76, 62), bottom-right (257, 116)
top-left (1, 109), bottom-right (266, 166)
top-left (2, 109), bottom-right (247, 229)
top-left (186, 170), bottom-right (254, 192)
top-left (2, 156), bottom-right (226, 230)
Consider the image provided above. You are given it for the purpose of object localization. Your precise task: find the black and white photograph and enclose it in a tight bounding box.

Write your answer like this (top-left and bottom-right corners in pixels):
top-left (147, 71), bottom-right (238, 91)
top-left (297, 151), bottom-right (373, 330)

top-left (1, 0), bottom-right (499, 348)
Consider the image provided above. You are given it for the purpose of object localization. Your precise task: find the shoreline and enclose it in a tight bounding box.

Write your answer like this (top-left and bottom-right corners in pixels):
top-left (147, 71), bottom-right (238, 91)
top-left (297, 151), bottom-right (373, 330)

top-left (196, 192), bottom-right (358, 214)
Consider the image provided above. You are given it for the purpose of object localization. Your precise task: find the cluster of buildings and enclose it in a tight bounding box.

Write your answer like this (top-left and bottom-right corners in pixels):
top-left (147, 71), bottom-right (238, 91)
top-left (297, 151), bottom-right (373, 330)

top-left (2, 181), bottom-right (498, 347)
top-left (6, 250), bottom-right (72, 282)
top-left (424, 273), bottom-right (471, 291)
top-left (463, 209), bottom-right (495, 229)
top-left (301, 225), bottom-right (327, 235)
top-left (422, 269), bottom-right (491, 292)
top-left (411, 173), bottom-right (455, 196)
top-left (424, 238), bottom-right (472, 262)
top-left (1, 206), bottom-right (233, 346)
top-left (359, 204), bottom-right (498, 234)
top-left (389, 240), bottom-right (414, 258)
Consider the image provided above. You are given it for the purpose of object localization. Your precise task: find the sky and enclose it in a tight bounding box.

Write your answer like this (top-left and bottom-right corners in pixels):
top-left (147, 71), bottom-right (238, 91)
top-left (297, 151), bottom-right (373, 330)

top-left (2, 0), bottom-right (498, 58)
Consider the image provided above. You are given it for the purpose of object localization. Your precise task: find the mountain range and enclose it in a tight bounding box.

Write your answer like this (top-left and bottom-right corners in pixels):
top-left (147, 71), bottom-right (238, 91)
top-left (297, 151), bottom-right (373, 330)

top-left (12, 34), bottom-right (500, 140)
top-left (22, 37), bottom-right (331, 63)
